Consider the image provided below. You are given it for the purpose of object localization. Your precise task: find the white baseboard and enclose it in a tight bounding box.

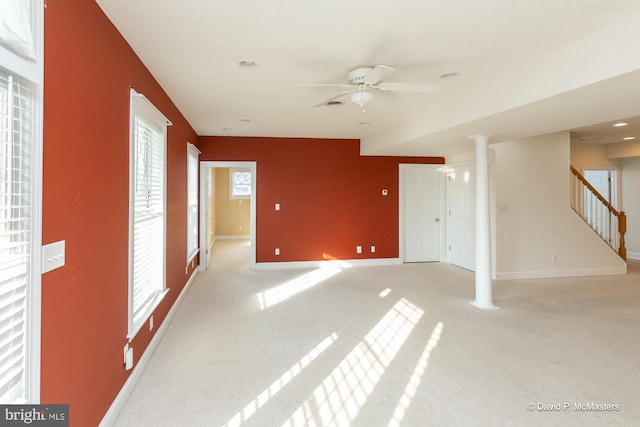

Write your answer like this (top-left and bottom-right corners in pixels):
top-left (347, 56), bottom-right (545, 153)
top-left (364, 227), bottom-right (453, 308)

top-left (99, 269), bottom-right (199, 427)
top-left (216, 235), bottom-right (250, 241)
top-left (495, 265), bottom-right (627, 280)
top-left (627, 251), bottom-right (640, 260)
top-left (255, 257), bottom-right (402, 270)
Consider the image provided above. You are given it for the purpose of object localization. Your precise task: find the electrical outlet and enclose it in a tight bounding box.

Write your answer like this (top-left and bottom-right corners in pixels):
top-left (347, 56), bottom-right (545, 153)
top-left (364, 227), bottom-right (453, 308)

top-left (275, 248), bottom-right (280, 256)
top-left (150, 316), bottom-right (154, 331)
top-left (371, 245), bottom-right (376, 253)
top-left (275, 203), bottom-right (280, 211)
top-left (356, 246), bottom-right (362, 254)
top-left (124, 344), bottom-right (134, 370)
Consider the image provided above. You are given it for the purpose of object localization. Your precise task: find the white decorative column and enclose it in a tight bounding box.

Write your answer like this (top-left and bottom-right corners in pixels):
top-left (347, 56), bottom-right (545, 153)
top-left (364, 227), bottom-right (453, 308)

top-left (469, 134), bottom-right (499, 310)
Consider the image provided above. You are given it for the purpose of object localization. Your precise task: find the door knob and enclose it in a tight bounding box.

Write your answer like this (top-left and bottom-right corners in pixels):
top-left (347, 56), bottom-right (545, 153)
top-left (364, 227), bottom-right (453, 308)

top-left (435, 218), bottom-right (441, 223)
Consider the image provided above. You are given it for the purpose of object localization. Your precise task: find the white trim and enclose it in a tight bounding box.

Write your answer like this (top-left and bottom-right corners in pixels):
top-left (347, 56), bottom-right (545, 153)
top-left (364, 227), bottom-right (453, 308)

top-left (99, 269), bottom-right (199, 427)
top-left (127, 89), bottom-right (169, 339)
top-left (627, 251), bottom-right (640, 260)
top-left (255, 258), bottom-right (402, 271)
top-left (29, 74), bottom-right (43, 404)
top-left (495, 265), bottom-right (627, 280)
top-left (186, 143), bottom-right (200, 262)
top-left (126, 290), bottom-right (169, 341)
top-left (129, 89), bottom-right (172, 126)
top-left (229, 167), bottom-right (251, 199)
top-left (199, 161), bottom-right (257, 270)
top-left (0, 0), bottom-right (45, 403)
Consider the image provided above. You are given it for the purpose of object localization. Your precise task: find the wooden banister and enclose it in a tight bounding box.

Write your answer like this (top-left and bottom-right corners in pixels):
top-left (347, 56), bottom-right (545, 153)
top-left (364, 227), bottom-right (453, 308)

top-left (570, 166), bottom-right (620, 215)
top-left (570, 166), bottom-right (627, 261)
top-left (619, 211), bottom-right (627, 260)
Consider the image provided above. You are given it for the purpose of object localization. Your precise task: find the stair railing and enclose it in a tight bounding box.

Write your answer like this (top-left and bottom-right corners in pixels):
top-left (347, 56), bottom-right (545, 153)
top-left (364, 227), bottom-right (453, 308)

top-left (570, 166), bottom-right (626, 260)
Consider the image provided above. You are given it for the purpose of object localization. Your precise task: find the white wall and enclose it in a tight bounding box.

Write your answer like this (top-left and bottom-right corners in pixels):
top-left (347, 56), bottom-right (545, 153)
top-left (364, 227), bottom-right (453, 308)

top-left (570, 140), bottom-right (621, 170)
top-left (492, 131), bottom-right (626, 279)
top-left (621, 157), bottom-right (640, 259)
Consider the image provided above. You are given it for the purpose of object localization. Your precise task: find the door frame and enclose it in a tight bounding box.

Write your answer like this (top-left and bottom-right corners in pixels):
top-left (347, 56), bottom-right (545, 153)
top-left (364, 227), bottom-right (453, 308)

top-left (398, 164), bottom-right (445, 263)
top-left (199, 161), bottom-right (257, 270)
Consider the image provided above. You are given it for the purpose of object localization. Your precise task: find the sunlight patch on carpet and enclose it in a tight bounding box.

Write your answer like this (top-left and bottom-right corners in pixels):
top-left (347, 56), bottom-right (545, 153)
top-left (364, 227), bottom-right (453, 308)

top-left (257, 261), bottom-right (351, 309)
top-left (283, 298), bottom-right (424, 426)
top-left (224, 333), bottom-right (339, 427)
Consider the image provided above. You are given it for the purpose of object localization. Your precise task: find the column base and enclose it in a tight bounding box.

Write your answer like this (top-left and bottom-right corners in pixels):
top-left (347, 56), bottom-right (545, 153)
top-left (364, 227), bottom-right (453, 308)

top-left (469, 300), bottom-right (500, 310)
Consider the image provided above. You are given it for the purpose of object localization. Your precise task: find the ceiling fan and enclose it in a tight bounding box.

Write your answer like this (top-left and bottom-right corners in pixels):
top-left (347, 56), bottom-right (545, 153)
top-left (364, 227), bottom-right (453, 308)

top-left (300, 65), bottom-right (441, 109)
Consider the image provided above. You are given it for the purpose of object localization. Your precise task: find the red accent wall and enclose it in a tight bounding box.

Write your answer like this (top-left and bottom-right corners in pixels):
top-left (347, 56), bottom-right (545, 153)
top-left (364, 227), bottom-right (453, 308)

top-left (197, 137), bottom-right (444, 262)
top-left (43, 1), bottom-right (198, 425)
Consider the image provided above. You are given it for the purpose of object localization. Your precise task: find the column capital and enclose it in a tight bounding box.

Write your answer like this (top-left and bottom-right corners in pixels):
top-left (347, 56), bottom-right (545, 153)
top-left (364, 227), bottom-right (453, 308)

top-left (468, 134), bottom-right (493, 144)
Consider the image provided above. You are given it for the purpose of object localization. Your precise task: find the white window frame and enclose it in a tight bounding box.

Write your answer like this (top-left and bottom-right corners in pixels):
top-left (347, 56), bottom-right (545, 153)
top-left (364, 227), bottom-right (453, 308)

top-left (0, 0), bottom-right (43, 404)
top-left (186, 143), bottom-right (200, 262)
top-left (127, 89), bottom-right (171, 340)
top-left (229, 168), bottom-right (251, 199)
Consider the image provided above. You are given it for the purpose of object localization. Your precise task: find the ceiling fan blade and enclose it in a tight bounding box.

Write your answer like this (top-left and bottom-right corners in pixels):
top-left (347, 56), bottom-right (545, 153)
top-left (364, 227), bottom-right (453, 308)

top-left (298, 83), bottom-right (351, 88)
top-left (312, 90), bottom-right (351, 108)
top-left (368, 91), bottom-right (390, 110)
top-left (363, 65), bottom-right (395, 85)
top-left (376, 82), bottom-right (441, 94)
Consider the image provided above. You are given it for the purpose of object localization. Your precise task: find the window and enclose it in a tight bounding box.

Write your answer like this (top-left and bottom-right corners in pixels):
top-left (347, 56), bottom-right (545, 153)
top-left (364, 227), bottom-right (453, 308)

top-left (186, 143), bottom-right (200, 262)
top-left (0, 0), bottom-right (42, 404)
top-left (128, 89), bottom-right (171, 339)
top-left (230, 168), bottom-right (251, 198)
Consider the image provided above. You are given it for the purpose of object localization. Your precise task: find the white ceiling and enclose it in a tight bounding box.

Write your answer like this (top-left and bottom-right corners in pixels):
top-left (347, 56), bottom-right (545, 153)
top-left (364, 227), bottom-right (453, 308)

top-left (95, 0), bottom-right (640, 160)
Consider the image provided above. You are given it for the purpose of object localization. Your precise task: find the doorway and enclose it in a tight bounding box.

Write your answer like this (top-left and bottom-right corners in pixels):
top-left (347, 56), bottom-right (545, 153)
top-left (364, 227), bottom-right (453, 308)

top-left (199, 161), bottom-right (257, 270)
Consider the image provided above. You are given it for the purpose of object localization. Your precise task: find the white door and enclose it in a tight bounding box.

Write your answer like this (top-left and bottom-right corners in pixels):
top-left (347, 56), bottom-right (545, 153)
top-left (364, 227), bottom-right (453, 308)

top-left (445, 165), bottom-right (475, 271)
top-left (401, 164), bottom-right (440, 262)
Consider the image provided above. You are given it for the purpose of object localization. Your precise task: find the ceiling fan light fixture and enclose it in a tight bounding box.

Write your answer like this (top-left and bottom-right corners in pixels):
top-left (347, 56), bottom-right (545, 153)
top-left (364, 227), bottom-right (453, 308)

top-left (351, 87), bottom-right (374, 107)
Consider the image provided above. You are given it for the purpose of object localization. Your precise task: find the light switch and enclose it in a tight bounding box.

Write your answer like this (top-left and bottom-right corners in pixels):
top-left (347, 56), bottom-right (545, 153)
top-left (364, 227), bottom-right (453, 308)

top-left (42, 240), bottom-right (65, 273)
top-left (275, 203), bottom-right (280, 211)
top-left (382, 189), bottom-right (388, 196)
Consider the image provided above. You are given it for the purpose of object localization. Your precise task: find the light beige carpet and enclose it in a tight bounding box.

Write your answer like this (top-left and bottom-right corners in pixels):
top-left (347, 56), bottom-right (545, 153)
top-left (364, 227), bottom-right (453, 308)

top-left (114, 240), bottom-right (640, 426)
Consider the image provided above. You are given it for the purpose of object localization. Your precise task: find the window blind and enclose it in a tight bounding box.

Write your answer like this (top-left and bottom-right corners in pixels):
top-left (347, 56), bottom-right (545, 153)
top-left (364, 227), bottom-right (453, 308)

top-left (186, 143), bottom-right (199, 261)
top-left (129, 91), bottom-right (170, 338)
top-left (0, 0), bottom-right (36, 60)
top-left (0, 68), bottom-right (33, 403)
